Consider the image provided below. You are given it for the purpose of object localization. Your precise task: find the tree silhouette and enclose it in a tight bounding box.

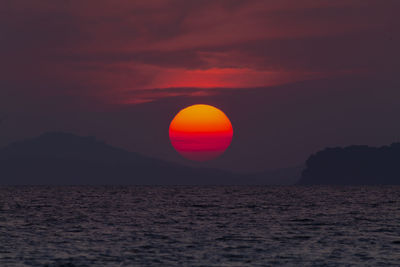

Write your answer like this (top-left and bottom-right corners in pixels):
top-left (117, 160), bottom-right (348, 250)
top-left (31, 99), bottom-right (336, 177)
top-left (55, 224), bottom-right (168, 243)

top-left (299, 143), bottom-right (400, 185)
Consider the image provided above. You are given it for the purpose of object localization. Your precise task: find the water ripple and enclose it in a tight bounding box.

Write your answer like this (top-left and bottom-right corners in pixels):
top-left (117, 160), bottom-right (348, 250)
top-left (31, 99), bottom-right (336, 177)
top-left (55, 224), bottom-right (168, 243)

top-left (0, 186), bottom-right (399, 266)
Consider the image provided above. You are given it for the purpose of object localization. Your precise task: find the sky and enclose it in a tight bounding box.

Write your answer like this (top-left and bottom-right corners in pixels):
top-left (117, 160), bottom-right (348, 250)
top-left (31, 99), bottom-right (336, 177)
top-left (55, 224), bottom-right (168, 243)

top-left (1, 0), bottom-right (399, 172)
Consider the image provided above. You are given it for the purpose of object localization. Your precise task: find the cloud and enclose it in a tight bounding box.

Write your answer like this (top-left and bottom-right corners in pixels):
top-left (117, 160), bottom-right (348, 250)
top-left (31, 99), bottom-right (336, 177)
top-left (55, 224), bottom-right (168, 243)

top-left (1, 0), bottom-right (399, 106)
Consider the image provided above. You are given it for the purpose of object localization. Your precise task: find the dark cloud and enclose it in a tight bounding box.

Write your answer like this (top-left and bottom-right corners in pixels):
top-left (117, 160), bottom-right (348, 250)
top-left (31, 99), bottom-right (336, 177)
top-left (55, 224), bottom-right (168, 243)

top-left (2, 0), bottom-right (399, 95)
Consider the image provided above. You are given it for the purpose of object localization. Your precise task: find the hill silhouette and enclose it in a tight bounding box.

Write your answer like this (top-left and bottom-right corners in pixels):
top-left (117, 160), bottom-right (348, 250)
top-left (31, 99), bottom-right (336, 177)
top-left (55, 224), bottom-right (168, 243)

top-left (0, 132), bottom-right (299, 185)
top-left (299, 143), bottom-right (400, 185)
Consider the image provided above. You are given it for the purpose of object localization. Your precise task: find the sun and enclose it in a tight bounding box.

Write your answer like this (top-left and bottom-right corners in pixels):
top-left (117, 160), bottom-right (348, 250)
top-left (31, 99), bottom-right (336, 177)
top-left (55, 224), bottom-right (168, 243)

top-left (169, 104), bottom-right (233, 161)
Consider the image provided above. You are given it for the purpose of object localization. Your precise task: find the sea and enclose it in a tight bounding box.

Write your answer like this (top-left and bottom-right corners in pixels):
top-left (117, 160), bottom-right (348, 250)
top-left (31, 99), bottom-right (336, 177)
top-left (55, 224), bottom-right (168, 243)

top-left (0, 186), bottom-right (399, 266)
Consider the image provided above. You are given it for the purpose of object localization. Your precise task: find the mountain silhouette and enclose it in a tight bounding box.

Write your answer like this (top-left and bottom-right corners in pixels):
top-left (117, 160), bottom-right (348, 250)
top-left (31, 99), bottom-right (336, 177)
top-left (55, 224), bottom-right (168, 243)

top-left (0, 132), bottom-right (299, 185)
top-left (299, 143), bottom-right (400, 185)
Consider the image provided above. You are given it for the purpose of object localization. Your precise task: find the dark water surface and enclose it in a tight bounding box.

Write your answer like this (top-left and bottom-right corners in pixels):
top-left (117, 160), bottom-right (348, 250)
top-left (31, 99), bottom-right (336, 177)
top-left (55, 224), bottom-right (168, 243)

top-left (0, 186), bottom-right (399, 266)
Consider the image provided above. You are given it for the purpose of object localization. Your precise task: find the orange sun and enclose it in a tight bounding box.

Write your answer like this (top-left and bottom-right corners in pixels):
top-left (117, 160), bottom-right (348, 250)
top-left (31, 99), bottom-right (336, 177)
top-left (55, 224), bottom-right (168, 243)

top-left (169, 104), bottom-right (233, 161)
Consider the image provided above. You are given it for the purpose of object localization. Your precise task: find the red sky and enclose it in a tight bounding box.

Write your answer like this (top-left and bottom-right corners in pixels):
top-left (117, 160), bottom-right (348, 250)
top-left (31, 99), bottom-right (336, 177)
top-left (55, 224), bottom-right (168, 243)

top-left (1, 0), bottom-right (399, 171)
top-left (2, 0), bottom-right (398, 104)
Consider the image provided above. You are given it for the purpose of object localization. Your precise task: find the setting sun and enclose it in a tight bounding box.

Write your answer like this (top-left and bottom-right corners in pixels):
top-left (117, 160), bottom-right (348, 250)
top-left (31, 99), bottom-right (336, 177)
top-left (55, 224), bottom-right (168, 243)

top-left (169, 104), bottom-right (233, 161)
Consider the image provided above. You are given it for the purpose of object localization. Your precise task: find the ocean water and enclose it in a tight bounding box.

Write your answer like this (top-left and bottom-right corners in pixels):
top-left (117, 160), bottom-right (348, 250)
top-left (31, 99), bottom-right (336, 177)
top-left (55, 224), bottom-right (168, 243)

top-left (0, 186), bottom-right (399, 266)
